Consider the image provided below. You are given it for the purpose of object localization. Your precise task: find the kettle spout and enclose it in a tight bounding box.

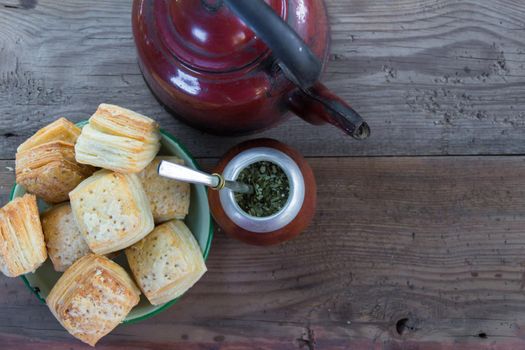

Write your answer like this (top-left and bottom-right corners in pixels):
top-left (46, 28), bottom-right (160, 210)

top-left (325, 105), bottom-right (370, 139)
top-left (288, 82), bottom-right (370, 140)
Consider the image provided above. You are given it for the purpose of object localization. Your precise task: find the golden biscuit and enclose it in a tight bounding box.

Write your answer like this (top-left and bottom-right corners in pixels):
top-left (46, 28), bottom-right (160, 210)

top-left (125, 220), bottom-right (206, 305)
top-left (47, 254), bottom-right (140, 346)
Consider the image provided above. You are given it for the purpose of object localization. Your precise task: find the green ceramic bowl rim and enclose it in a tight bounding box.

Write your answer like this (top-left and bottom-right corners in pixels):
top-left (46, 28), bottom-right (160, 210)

top-left (12, 123), bottom-right (214, 325)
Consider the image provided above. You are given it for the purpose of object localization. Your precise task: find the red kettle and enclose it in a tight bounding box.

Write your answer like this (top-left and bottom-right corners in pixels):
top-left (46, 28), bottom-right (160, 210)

top-left (132, 0), bottom-right (370, 139)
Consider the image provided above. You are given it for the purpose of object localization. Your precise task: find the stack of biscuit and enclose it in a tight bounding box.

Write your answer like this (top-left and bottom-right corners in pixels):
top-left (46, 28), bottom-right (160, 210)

top-left (0, 104), bottom-right (207, 346)
top-left (47, 254), bottom-right (141, 346)
top-left (0, 194), bottom-right (47, 277)
top-left (75, 104), bottom-right (161, 173)
top-left (15, 118), bottom-right (96, 204)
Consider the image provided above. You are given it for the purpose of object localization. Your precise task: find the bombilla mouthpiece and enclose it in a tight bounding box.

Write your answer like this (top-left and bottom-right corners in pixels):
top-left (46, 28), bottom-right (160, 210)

top-left (158, 160), bottom-right (253, 194)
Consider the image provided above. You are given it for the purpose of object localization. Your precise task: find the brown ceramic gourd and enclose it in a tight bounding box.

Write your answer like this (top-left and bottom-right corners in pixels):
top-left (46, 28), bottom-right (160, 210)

top-left (209, 139), bottom-right (316, 245)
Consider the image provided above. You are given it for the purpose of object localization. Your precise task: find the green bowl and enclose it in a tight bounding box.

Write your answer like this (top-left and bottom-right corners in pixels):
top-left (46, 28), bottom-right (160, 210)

top-left (10, 122), bottom-right (213, 323)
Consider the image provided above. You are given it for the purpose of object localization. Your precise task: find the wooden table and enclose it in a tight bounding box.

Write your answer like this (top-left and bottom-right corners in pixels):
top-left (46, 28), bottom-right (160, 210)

top-left (1, 0), bottom-right (525, 349)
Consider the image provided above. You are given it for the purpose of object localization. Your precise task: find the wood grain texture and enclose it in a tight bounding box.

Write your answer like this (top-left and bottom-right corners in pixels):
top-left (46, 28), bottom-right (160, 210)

top-left (2, 157), bottom-right (525, 348)
top-left (1, 0), bottom-right (525, 158)
top-left (0, 160), bottom-right (15, 204)
top-left (2, 0), bottom-right (525, 348)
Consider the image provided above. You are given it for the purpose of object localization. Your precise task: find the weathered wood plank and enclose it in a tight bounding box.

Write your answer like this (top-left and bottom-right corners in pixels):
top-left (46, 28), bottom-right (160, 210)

top-left (0, 160), bottom-right (14, 204)
top-left (1, 0), bottom-right (525, 159)
top-left (2, 156), bottom-right (525, 348)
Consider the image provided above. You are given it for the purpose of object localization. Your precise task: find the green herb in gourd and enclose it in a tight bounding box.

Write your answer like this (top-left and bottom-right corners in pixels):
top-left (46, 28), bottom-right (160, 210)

top-left (234, 161), bottom-right (289, 217)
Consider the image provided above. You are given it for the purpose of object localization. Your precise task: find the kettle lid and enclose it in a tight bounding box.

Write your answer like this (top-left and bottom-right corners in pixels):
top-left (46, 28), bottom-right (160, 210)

top-left (154, 0), bottom-right (286, 72)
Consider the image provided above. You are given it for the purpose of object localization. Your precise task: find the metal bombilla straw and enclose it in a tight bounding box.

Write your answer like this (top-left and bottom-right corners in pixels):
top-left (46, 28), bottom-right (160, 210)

top-left (157, 160), bottom-right (254, 194)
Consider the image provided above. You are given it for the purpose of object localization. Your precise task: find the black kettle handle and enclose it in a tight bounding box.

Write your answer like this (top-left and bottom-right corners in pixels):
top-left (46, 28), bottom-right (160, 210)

top-left (223, 0), bottom-right (322, 89)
